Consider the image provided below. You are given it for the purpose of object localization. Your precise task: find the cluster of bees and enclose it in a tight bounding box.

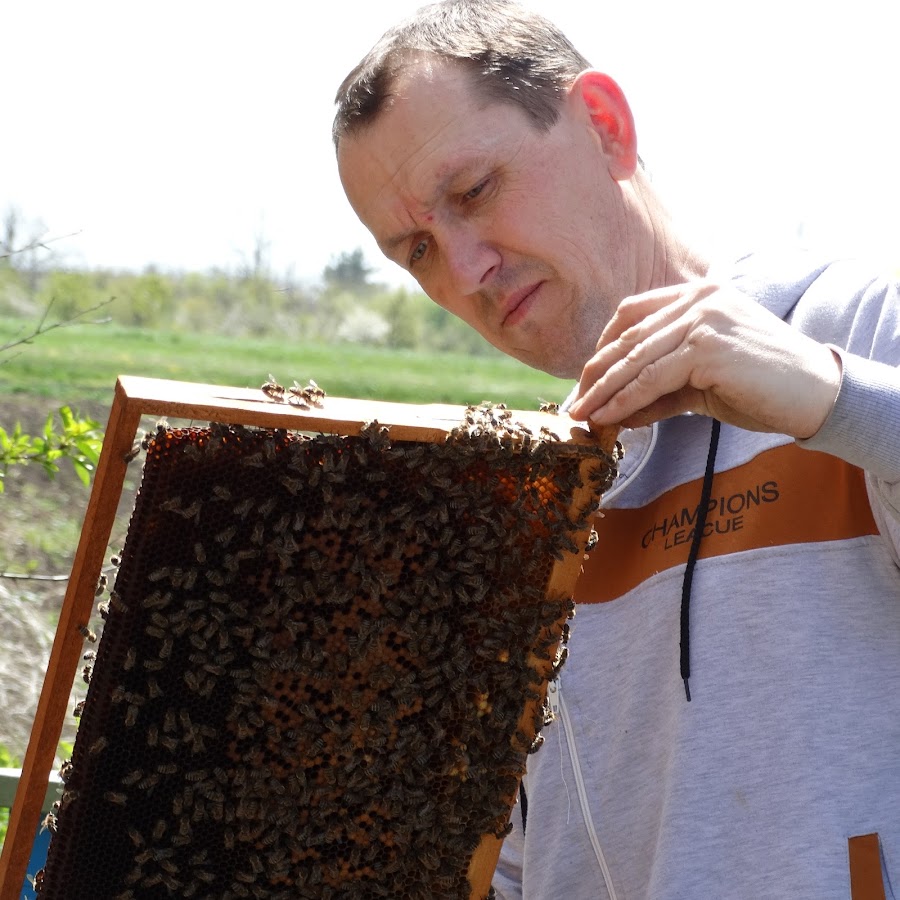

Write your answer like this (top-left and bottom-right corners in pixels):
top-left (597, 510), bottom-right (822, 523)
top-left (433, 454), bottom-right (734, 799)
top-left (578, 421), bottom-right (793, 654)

top-left (35, 400), bottom-right (616, 899)
top-left (261, 376), bottom-right (326, 410)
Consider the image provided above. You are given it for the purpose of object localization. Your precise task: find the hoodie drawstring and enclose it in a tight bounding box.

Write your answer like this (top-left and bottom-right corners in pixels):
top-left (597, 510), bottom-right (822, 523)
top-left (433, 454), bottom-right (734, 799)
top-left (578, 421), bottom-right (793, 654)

top-left (679, 418), bottom-right (721, 702)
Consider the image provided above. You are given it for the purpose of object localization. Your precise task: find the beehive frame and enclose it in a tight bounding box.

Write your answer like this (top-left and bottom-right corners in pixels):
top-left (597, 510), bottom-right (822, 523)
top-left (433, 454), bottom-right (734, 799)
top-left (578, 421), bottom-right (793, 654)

top-left (0, 375), bottom-right (618, 899)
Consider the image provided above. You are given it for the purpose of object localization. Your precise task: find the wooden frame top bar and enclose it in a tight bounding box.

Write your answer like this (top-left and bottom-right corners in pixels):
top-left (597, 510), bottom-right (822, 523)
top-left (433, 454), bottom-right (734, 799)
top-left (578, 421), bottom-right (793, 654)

top-left (113, 374), bottom-right (603, 447)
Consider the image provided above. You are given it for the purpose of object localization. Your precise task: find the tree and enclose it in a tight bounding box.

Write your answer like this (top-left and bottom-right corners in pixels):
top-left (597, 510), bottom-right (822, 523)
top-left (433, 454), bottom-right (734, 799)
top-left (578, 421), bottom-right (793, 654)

top-left (0, 207), bottom-right (67, 300)
top-left (0, 219), bottom-right (107, 492)
top-left (323, 248), bottom-right (376, 294)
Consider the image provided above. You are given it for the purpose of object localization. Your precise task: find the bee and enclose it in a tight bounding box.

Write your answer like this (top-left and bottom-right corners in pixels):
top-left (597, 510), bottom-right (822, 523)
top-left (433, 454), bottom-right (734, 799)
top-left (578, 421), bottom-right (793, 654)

top-left (123, 441), bottom-right (142, 464)
top-left (261, 375), bottom-right (286, 401)
top-left (125, 704), bottom-right (139, 727)
top-left (108, 590), bottom-right (128, 615)
top-left (148, 566), bottom-right (172, 583)
top-left (143, 590), bottom-right (172, 610)
top-left (121, 769), bottom-right (143, 787)
top-left (215, 525), bottom-right (237, 546)
top-left (88, 737), bottom-right (109, 756)
top-left (233, 496), bottom-right (255, 518)
top-left (78, 624), bottom-right (97, 643)
top-left (138, 773), bottom-right (161, 790)
top-left (73, 700), bottom-right (86, 718)
top-left (160, 866), bottom-right (180, 887)
top-left (103, 791), bottom-right (127, 806)
top-left (205, 568), bottom-right (228, 587)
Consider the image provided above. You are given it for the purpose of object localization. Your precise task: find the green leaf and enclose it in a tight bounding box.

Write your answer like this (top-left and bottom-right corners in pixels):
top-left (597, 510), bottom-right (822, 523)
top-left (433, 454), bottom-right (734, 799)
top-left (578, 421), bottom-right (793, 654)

top-left (58, 405), bottom-right (76, 431)
top-left (71, 458), bottom-right (91, 486)
top-left (39, 458), bottom-right (60, 478)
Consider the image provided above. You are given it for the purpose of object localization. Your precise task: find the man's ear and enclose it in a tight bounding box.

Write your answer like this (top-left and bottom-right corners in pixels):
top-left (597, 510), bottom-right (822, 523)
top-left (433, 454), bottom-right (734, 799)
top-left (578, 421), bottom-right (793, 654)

top-left (568, 70), bottom-right (638, 180)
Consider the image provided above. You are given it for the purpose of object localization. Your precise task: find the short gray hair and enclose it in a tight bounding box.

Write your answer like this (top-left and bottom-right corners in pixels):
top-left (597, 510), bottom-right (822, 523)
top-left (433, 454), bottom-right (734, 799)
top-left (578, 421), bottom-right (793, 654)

top-left (333, 0), bottom-right (591, 147)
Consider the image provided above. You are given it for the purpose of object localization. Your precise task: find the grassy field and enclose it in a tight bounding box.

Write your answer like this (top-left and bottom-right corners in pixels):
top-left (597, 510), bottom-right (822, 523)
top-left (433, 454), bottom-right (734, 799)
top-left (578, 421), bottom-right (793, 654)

top-left (0, 316), bottom-right (572, 409)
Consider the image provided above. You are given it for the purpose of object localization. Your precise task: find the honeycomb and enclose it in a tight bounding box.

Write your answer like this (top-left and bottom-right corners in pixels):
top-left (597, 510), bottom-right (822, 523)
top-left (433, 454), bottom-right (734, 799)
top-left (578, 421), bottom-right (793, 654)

top-left (37, 408), bottom-right (616, 899)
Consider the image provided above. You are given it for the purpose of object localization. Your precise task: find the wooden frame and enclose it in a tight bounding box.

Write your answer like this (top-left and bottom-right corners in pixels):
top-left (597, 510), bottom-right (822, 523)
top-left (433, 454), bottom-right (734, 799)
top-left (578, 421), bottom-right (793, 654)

top-left (0, 375), bottom-right (617, 899)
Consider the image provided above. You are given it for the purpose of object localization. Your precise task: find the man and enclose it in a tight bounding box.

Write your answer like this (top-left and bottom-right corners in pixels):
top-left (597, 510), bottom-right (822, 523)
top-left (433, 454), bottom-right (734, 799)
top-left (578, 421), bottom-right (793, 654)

top-left (333, 2), bottom-right (900, 897)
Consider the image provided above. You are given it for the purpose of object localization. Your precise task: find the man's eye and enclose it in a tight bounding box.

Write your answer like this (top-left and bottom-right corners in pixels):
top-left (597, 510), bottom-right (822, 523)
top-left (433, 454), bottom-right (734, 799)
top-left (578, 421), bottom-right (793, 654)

top-left (464, 181), bottom-right (486, 201)
top-left (410, 240), bottom-right (428, 263)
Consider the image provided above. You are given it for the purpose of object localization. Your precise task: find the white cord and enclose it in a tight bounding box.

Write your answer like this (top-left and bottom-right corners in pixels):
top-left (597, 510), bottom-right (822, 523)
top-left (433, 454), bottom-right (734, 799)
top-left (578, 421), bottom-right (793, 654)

top-left (600, 423), bottom-right (658, 508)
top-left (550, 679), bottom-right (619, 900)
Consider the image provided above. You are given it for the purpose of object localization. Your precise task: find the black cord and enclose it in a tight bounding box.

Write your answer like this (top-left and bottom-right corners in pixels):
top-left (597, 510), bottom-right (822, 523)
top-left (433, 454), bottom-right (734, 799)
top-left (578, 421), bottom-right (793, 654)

top-left (679, 418), bottom-right (721, 702)
top-left (519, 781), bottom-right (528, 835)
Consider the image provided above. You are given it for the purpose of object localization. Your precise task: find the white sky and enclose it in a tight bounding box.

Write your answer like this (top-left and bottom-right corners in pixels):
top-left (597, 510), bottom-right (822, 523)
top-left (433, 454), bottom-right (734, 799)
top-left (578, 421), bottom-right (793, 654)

top-left (3, 0), bottom-right (899, 289)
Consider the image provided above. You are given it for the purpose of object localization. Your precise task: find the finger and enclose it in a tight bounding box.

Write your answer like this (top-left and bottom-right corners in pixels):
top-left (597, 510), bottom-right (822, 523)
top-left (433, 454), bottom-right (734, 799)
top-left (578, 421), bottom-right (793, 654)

top-left (594, 282), bottom-right (716, 352)
top-left (581, 336), bottom-right (705, 426)
top-left (614, 387), bottom-right (697, 429)
top-left (577, 288), bottom-right (710, 411)
top-left (571, 313), bottom-right (692, 419)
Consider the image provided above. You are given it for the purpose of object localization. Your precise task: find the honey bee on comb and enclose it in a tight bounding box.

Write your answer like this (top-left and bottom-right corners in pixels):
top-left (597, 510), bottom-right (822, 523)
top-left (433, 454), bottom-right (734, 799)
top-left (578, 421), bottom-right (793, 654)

top-left (27, 391), bottom-right (616, 900)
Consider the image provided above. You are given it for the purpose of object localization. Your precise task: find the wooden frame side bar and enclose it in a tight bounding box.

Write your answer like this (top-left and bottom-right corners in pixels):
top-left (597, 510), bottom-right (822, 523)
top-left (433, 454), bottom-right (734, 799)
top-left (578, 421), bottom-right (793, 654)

top-left (464, 452), bottom-right (614, 897)
top-left (0, 381), bottom-right (142, 898)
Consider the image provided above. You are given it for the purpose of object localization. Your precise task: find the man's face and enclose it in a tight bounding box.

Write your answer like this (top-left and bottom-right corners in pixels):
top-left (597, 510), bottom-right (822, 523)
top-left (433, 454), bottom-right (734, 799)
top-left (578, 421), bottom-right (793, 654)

top-left (337, 62), bottom-right (647, 378)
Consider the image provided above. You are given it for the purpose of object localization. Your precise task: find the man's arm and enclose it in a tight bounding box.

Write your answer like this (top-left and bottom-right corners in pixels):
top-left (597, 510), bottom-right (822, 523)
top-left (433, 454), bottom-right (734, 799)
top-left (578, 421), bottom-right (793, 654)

top-left (567, 276), bottom-right (900, 521)
top-left (567, 281), bottom-right (843, 437)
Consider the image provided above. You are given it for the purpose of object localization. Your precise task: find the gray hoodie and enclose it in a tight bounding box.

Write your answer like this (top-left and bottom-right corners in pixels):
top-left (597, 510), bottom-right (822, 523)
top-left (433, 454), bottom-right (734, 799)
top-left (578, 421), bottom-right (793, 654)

top-left (492, 250), bottom-right (900, 900)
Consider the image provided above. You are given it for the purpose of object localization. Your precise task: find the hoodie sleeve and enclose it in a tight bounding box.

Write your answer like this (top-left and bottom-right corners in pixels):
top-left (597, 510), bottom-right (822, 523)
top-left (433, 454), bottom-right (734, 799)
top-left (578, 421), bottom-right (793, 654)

top-left (789, 261), bottom-right (900, 534)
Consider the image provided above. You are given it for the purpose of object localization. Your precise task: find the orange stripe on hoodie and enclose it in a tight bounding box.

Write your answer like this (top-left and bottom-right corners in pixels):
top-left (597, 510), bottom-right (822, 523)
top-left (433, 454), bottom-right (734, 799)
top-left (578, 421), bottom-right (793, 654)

top-left (575, 443), bottom-right (879, 605)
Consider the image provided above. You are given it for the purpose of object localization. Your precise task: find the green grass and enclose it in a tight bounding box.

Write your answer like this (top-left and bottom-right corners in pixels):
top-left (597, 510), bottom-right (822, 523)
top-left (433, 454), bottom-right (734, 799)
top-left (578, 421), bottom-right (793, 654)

top-left (0, 317), bottom-right (572, 409)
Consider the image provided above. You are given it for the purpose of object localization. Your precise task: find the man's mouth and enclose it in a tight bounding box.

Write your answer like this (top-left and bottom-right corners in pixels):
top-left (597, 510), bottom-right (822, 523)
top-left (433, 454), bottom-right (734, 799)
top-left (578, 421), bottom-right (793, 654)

top-left (501, 282), bottom-right (543, 328)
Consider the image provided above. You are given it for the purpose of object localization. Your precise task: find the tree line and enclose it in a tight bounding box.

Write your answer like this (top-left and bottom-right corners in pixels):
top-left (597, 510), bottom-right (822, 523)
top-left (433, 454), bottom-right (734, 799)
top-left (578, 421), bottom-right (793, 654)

top-left (0, 218), bottom-right (502, 359)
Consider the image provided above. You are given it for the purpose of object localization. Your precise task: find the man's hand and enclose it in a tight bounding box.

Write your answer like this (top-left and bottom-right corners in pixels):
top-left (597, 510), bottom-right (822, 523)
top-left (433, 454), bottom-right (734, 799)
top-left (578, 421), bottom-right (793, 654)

top-left (567, 281), bottom-right (842, 437)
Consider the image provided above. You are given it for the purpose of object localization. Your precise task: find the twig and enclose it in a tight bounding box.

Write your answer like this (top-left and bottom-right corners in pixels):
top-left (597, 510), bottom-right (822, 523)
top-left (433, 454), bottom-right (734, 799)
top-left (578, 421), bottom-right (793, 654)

top-left (0, 572), bottom-right (69, 582)
top-left (0, 230), bottom-right (82, 261)
top-left (0, 296), bottom-right (115, 357)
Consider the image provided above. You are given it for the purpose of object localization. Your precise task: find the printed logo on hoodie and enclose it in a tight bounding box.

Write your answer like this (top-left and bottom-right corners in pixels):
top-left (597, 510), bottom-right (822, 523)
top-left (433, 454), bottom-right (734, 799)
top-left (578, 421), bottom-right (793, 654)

top-left (575, 444), bottom-right (878, 604)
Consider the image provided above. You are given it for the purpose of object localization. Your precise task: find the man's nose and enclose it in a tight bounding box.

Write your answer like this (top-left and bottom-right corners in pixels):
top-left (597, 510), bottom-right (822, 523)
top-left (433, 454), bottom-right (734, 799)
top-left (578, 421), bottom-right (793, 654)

top-left (442, 226), bottom-right (499, 296)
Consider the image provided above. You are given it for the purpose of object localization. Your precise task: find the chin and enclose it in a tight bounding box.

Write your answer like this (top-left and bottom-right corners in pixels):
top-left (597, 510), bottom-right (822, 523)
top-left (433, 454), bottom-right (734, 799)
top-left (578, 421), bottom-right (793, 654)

top-left (510, 348), bottom-right (577, 381)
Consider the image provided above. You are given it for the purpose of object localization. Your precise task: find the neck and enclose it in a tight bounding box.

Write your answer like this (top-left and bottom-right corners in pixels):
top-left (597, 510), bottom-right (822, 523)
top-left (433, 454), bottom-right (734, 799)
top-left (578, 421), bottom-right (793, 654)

top-left (631, 169), bottom-right (710, 291)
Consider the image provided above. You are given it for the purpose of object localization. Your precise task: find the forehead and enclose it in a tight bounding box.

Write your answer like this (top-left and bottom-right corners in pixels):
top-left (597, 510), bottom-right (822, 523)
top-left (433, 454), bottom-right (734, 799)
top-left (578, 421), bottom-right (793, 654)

top-left (337, 62), bottom-right (532, 242)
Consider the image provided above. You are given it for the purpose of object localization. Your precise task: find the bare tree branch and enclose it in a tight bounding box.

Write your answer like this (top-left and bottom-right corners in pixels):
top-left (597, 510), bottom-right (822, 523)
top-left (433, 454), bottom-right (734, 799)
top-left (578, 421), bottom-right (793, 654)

top-left (0, 230), bottom-right (81, 261)
top-left (0, 295), bottom-right (115, 358)
top-left (0, 572), bottom-right (69, 582)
